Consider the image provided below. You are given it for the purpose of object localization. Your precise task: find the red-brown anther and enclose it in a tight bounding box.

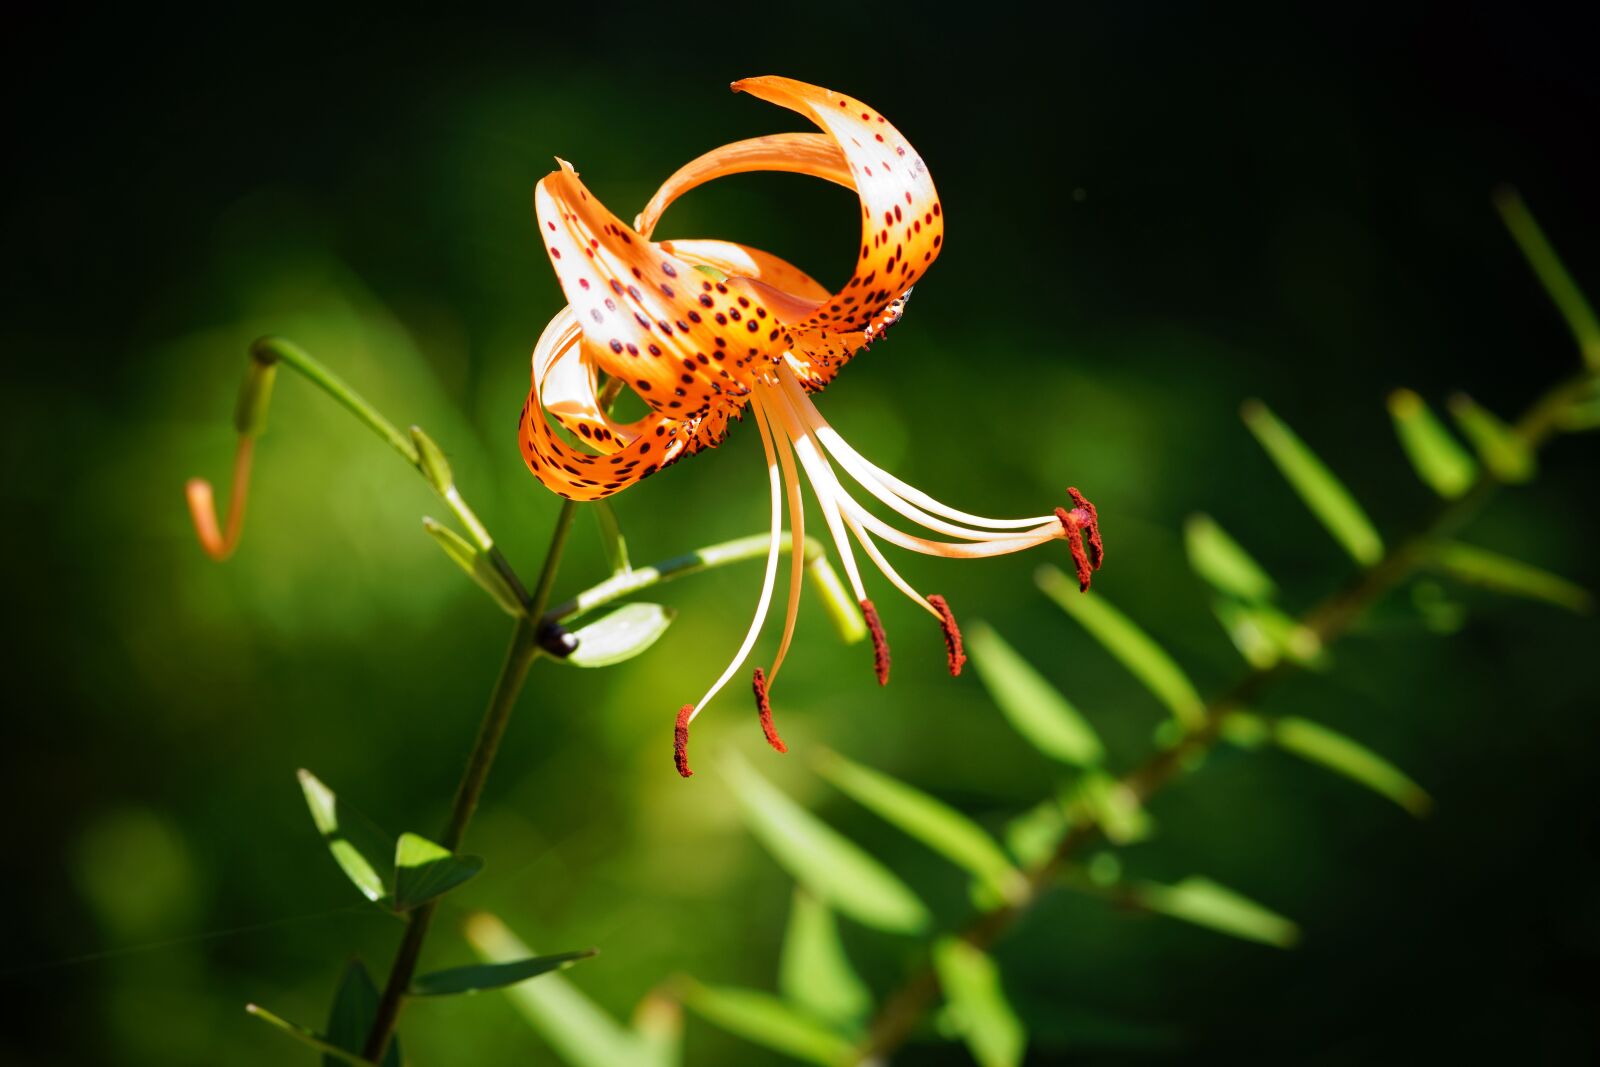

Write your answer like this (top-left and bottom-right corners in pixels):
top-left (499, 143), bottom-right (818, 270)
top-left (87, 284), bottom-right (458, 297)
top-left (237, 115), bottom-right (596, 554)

top-left (1068, 487), bottom-right (1104, 570)
top-left (860, 598), bottom-right (891, 686)
top-left (751, 668), bottom-right (787, 754)
top-left (674, 704), bottom-right (694, 778)
top-left (927, 594), bottom-right (966, 676)
top-left (1055, 507), bottom-right (1095, 593)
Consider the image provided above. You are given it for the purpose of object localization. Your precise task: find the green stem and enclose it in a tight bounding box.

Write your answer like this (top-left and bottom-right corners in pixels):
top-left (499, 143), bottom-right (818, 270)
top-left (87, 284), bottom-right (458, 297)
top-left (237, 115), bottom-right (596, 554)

top-left (857, 366), bottom-right (1596, 1063)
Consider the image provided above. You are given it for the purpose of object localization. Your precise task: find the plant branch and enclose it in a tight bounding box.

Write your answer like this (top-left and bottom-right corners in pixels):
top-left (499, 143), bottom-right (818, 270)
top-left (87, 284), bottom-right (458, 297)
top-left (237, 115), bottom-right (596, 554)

top-left (857, 366), bottom-right (1596, 1062)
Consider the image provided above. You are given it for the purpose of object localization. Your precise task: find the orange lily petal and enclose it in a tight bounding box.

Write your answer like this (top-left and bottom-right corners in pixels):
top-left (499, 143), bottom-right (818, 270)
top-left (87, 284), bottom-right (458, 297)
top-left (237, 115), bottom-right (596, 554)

top-left (533, 306), bottom-right (655, 453)
top-left (518, 386), bottom-right (694, 501)
top-left (635, 133), bottom-right (851, 239)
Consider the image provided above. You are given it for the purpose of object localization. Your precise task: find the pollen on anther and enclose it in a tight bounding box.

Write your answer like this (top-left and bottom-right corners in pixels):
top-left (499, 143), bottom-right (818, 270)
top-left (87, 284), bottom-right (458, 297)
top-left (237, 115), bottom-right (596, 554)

top-left (752, 668), bottom-right (787, 754)
top-left (674, 704), bottom-right (694, 778)
top-left (1055, 506), bottom-right (1096, 593)
top-left (927, 594), bottom-right (966, 677)
top-left (1068, 487), bottom-right (1104, 570)
top-left (860, 599), bottom-right (891, 686)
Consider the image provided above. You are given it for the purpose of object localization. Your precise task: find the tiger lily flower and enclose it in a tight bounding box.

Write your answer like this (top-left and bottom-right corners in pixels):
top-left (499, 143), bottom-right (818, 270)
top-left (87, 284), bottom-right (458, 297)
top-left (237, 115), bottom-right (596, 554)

top-left (520, 76), bottom-right (1103, 776)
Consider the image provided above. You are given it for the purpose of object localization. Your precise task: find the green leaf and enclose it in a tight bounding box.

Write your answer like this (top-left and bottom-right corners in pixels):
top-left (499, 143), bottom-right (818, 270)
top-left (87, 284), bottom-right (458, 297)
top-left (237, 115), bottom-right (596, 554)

top-left (1558, 380), bottom-right (1600, 431)
top-left (932, 938), bottom-right (1026, 1067)
top-left (422, 517), bottom-right (525, 615)
top-left (411, 949), bottom-right (597, 996)
top-left (592, 501), bottom-right (631, 575)
top-left (816, 750), bottom-right (1027, 905)
top-left (1062, 770), bottom-right (1151, 845)
top-left (1003, 798), bottom-right (1069, 868)
top-left (566, 603), bottom-right (676, 668)
top-left (779, 889), bottom-right (872, 1033)
top-left (722, 754), bottom-right (930, 935)
top-left (464, 913), bottom-right (660, 1067)
top-left (1133, 877), bottom-right (1300, 948)
top-left (392, 832), bottom-right (483, 911)
top-left (1447, 394), bottom-right (1536, 482)
top-left (1273, 716), bottom-right (1433, 816)
top-left (1036, 567), bottom-right (1206, 730)
top-left (1183, 514), bottom-right (1277, 601)
top-left (632, 988), bottom-right (684, 1067)
top-left (682, 982), bottom-right (855, 1067)
top-left (324, 960), bottom-right (400, 1067)
top-left (1494, 187), bottom-right (1600, 370)
top-left (806, 555), bottom-right (867, 644)
top-left (1430, 541), bottom-right (1593, 614)
top-left (1387, 389), bottom-right (1479, 498)
top-left (409, 425), bottom-right (455, 493)
top-left (1210, 597), bottom-right (1325, 671)
top-left (298, 770), bottom-right (395, 906)
top-left (246, 1003), bottom-right (374, 1067)
top-left (1240, 400), bottom-right (1385, 566)
top-left (967, 622), bottom-right (1104, 767)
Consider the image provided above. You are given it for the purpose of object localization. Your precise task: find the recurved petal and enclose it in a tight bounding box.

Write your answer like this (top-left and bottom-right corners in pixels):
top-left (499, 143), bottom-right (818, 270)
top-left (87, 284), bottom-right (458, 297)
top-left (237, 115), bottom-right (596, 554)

top-left (634, 133), bottom-right (852, 239)
top-left (518, 375), bottom-right (689, 502)
top-left (532, 306), bottom-right (653, 454)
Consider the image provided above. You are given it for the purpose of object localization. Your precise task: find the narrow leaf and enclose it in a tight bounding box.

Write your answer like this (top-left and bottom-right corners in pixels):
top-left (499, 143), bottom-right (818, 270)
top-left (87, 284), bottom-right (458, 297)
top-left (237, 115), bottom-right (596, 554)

top-left (722, 754), bottom-right (929, 935)
top-left (566, 603), bottom-right (676, 668)
top-left (1494, 187), bottom-right (1600, 370)
top-left (1430, 541), bottom-right (1592, 614)
top-left (411, 949), bottom-right (597, 996)
top-left (682, 982), bottom-right (855, 1067)
top-left (1183, 514), bottom-right (1277, 601)
top-left (1447, 393), bottom-right (1535, 482)
top-left (1133, 877), bottom-right (1300, 948)
top-left (246, 1004), bottom-right (373, 1067)
top-left (816, 750), bottom-right (1027, 905)
top-left (1273, 716), bottom-right (1433, 816)
top-left (1387, 389), bottom-right (1479, 498)
top-left (1210, 598), bottom-right (1325, 670)
top-left (298, 770), bottom-right (395, 906)
top-left (422, 517), bottom-right (524, 615)
top-left (1557, 380), bottom-right (1600, 431)
top-left (1061, 770), bottom-right (1151, 845)
top-left (632, 988), bottom-right (684, 1067)
top-left (592, 501), bottom-right (631, 575)
top-left (1036, 567), bottom-right (1206, 730)
top-left (1240, 400), bottom-right (1385, 566)
top-left (967, 622), bottom-right (1104, 767)
top-left (464, 913), bottom-right (657, 1067)
top-left (932, 938), bottom-right (1026, 1067)
top-left (806, 555), bottom-right (867, 644)
top-left (393, 832), bottom-right (483, 911)
top-left (325, 961), bottom-right (400, 1067)
top-left (1004, 799), bottom-right (1068, 868)
top-left (779, 889), bottom-right (872, 1032)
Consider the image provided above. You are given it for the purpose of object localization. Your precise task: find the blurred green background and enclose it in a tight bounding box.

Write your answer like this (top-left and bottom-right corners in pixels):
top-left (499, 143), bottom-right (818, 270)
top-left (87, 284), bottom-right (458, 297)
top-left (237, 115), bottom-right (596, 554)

top-left (6, 6), bottom-right (1599, 1064)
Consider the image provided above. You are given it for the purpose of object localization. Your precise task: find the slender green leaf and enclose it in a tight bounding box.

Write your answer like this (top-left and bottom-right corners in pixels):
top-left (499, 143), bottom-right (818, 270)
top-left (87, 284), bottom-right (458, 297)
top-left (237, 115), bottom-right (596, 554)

top-left (1184, 514), bottom-right (1277, 601)
top-left (246, 1004), bottom-right (374, 1067)
top-left (722, 754), bottom-right (929, 934)
top-left (422, 517), bottom-right (524, 615)
top-left (1447, 394), bottom-right (1535, 482)
top-left (932, 938), bottom-right (1026, 1067)
top-left (1494, 187), bottom-right (1600, 370)
top-left (683, 982), bottom-right (854, 1066)
top-left (631, 988), bottom-right (684, 1067)
top-left (1210, 597), bottom-right (1325, 670)
top-left (1431, 541), bottom-right (1592, 613)
top-left (1410, 578), bottom-right (1467, 633)
top-left (392, 832), bottom-right (482, 911)
top-left (816, 750), bottom-right (1027, 904)
top-left (779, 889), bottom-right (872, 1032)
top-left (1062, 770), bottom-right (1151, 845)
top-left (967, 622), bottom-right (1104, 767)
top-left (566, 603), bottom-right (676, 668)
top-left (409, 425), bottom-right (455, 494)
top-left (592, 501), bottom-right (631, 575)
top-left (1557, 380), bottom-right (1600, 431)
top-left (1274, 716), bottom-right (1433, 816)
top-left (1240, 400), bottom-right (1385, 565)
top-left (1004, 797), bottom-right (1069, 868)
top-left (1037, 567), bottom-right (1205, 730)
top-left (325, 961), bottom-right (400, 1067)
top-left (464, 913), bottom-right (658, 1067)
top-left (1387, 389), bottom-right (1479, 498)
top-left (1133, 877), bottom-right (1299, 948)
top-left (412, 949), bottom-right (597, 996)
top-left (297, 770), bottom-right (395, 906)
top-left (806, 555), bottom-right (867, 644)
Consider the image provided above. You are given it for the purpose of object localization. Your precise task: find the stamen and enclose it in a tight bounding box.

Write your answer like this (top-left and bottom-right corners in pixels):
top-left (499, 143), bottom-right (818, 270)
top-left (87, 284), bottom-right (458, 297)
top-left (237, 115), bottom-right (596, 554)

top-left (927, 594), bottom-right (966, 676)
top-left (752, 668), bottom-right (787, 753)
top-left (1055, 506), bottom-right (1095, 592)
top-left (860, 598), bottom-right (891, 685)
top-left (675, 704), bottom-right (694, 778)
top-left (1068, 487), bottom-right (1104, 569)
top-left (767, 415), bottom-right (807, 685)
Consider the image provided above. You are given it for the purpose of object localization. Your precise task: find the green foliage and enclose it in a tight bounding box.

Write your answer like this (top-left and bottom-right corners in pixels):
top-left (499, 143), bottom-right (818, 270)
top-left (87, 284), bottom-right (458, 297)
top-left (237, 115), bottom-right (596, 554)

top-left (681, 982), bottom-right (856, 1067)
top-left (565, 603), bottom-right (677, 667)
top-left (1241, 399), bottom-right (1386, 566)
top-left (722, 754), bottom-right (930, 935)
top-left (779, 890), bottom-right (873, 1033)
top-left (1210, 597), bottom-right (1325, 670)
top-left (1131, 877), bottom-right (1300, 948)
top-left (325, 961), bottom-right (400, 1067)
top-left (422, 517), bottom-right (524, 615)
top-left (1494, 187), bottom-right (1600, 369)
top-left (246, 1003), bottom-right (376, 1067)
top-left (967, 622), bottom-right (1105, 767)
top-left (392, 832), bottom-right (483, 911)
top-left (1270, 715), bottom-right (1433, 816)
top-left (1062, 771), bottom-right (1152, 845)
top-left (1430, 542), bottom-right (1593, 613)
top-left (232, 353), bottom-right (278, 438)
top-left (1184, 513), bottom-right (1278, 602)
top-left (932, 938), bottom-right (1026, 1067)
top-left (411, 949), bottom-right (597, 996)
top-left (1388, 389), bottom-right (1479, 498)
top-left (1448, 394), bottom-right (1536, 482)
top-left (806, 555), bottom-right (868, 644)
top-left (592, 501), bottom-right (631, 575)
top-left (298, 770), bottom-right (395, 907)
top-left (409, 425), bottom-right (455, 495)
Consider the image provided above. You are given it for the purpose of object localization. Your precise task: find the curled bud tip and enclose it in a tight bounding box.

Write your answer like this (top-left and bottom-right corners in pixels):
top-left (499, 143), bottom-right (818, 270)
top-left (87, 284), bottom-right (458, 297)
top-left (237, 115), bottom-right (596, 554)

top-left (674, 704), bottom-right (694, 778)
top-left (860, 599), bottom-right (891, 686)
top-left (751, 668), bottom-right (787, 754)
top-left (927, 594), bottom-right (967, 676)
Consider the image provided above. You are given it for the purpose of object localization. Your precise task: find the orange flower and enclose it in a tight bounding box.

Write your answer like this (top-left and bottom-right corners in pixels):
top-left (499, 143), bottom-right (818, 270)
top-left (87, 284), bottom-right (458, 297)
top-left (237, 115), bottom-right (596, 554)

top-left (521, 76), bottom-right (1102, 776)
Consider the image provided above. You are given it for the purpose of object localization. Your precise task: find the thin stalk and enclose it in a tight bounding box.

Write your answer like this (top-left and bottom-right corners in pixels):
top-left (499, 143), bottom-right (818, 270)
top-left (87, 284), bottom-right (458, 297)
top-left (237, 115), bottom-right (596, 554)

top-left (857, 366), bottom-right (1595, 1062)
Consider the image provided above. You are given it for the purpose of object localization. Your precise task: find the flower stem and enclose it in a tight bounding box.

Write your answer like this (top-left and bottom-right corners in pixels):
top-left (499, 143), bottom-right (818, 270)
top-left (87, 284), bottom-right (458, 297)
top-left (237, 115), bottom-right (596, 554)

top-left (857, 365), bottom-right (1596, 1063)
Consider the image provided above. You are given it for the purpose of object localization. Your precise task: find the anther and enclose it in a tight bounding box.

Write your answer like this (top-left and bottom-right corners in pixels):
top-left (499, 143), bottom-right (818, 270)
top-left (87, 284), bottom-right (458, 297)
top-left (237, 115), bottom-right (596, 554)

top-left (860, 599), bottom-right (891, 685)
top-left (674, 704), bottom-right (694, 778)
top-left (1068, 487), bottom-right (1104, 570)
top-left (927, 594), bottom-right (966, 676)
top-left (1056, 489), bottom-right (1104, 593)
top-left (752, 668), bottom-right (787, 754)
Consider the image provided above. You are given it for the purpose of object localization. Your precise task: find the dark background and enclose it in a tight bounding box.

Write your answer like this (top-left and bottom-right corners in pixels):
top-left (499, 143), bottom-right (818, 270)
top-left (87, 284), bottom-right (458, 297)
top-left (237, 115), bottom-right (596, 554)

top-left (4, 5), bottom-right (1598, 1064)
